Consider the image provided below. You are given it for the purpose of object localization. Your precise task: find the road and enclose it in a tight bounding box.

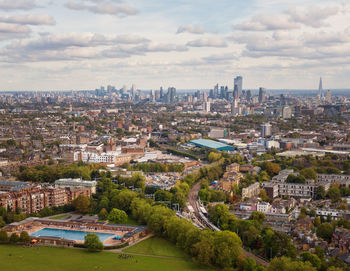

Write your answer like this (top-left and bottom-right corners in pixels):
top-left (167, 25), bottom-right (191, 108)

top-left (186, 181), bottom-right (269, 268)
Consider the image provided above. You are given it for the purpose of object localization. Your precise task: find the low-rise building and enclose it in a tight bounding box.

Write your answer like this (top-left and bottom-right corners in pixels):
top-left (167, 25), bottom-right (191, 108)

top-left (242, 182), bottom-right (260, 199)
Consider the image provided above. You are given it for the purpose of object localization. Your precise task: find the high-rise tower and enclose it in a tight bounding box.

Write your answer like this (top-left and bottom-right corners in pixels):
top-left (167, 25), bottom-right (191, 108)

top-left (318, 77), bottom-right (323, 100)
top-left (234, 76), bottom-right (243, 100)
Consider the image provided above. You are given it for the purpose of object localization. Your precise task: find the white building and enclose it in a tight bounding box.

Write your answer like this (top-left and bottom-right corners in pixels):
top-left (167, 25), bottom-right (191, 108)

top-left (257, 201), bottom-right (271, 213)
top-left (55, 178), bottom-right (97, 194)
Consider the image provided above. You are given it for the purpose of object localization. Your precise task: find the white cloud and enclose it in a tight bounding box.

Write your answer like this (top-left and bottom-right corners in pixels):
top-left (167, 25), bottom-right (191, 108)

top-left (287, 6), bottom-right (339, 28)
top-left (187, 38), bottom-right (227, 47)
top-left (0, 14), bottom-right (55, 25)
top-left (235, 14), bottom-right (299, 31)
top-left (65, 1), bottom-right (138, 17)
top-left (177, 24), bottom-right (206, 34)
top-left (0, 0), bottom-right (38, 10)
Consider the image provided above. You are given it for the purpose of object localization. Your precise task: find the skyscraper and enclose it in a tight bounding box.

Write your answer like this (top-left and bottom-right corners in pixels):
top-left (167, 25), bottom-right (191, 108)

top-left (318, 77), bottom-right (323, 100)
top-left (168, 87), bottom-right (176, 103)
top-left (234, 76), bottom-right (243, 99)
top-left (258, 87), bottom-right (266, 103)
top-left (261, 123), bottom-right (272, 138)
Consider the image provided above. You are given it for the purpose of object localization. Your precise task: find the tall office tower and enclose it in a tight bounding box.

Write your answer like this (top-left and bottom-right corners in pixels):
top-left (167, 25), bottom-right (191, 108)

top-left (131, 84), bottom-right (136, 98)
top-left (214, 84), bottom-right (219, 98)
top-left (203, 92), bottom-right (208, 102)
top-left (318, 77), bottom-right (323, 100)
top-left (261, 123), bottom-right (272, 138)
top-left (155, 90), bottom-right (160, 101)
top-left (168, 87), bottom-right (176, 103)
top-left (209, 89), bottom-right (214, 98)
top-left (225, 86), bottom-right (229, 100)
top-left (326, 90), bottom-right (331, 102)
top-left (204, 101), bottom-right (211, 112)
top-left (258, 87), bottom-right (266, 103)
top-left (280, 94), bottom-right (286, 105)
top-left (246, 90), bottom-right (252, 102)
top-left (220, 86), bottom-right (225, 99)
top-left (150, 89), bottom-right (155, 103)
top-left (234, 76), bottom-right (243, 98)
top-left (160, 87), bottom-right (164, 98)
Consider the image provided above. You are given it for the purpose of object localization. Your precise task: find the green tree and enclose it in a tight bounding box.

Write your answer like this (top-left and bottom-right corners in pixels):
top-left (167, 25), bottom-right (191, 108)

top-left (267, 256), bottom-right (316, 271)
top-left (0, 216), bottom-right (5, 227)
top-left (98, 208), bottom-right (108, 220)
top-left (315, 186), bottom-right (326, 200)
top-left (327, 186), bottom-right (341, 203)
top-left (265, 162), bottom-right (281, 176)
top-left (249, 211), bottom-right (265, 224)
top-left (110, 190), bottom-right (136, 212)
top-left (300, 251), bottom-right (321, 270)
top-left (72, 195), bottom-right (91, 214)
top-left (19, 231), bottom-right (31, 244)
top-left (39, 207), bottom-right (53, 217)
top-left (316, 223), bottom-right (334, 243)
top-left (300, 168), bottom-right (317, 180)
top-left (0, 230), bottom-right (8, 243)
top-left (107, 208), bottom-right (128, 224)
top-left (9, 233), bottom-right (20, 243)
top-left (84, 233), bottom-right (103, 252)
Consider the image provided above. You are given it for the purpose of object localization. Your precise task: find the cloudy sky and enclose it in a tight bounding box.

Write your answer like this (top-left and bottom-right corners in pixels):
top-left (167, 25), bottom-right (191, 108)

top-left (0, 0), bottom-right (350, 91)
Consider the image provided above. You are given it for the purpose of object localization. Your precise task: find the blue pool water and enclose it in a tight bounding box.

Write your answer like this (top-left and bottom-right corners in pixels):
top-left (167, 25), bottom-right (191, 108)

top-left (31, 228), bottom-right (115, 242)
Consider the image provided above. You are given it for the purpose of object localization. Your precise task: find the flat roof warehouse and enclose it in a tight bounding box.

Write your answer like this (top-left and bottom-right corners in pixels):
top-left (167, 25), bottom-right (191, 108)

top-left (190, 139), bottom-right (235, 151)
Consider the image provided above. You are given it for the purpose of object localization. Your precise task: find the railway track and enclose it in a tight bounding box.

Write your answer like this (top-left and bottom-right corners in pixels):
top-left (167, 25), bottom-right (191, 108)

top-left (186, 181), bottom-right (269, 268)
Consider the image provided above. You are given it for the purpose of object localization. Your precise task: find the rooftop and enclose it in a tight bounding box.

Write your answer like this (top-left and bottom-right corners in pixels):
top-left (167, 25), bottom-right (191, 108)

top-left (190, 139), bottom-right (234, 151)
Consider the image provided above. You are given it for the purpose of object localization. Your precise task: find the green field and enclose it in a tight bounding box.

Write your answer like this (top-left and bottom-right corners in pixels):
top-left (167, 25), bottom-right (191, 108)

top-left (0, 244), bottom-right (213, 271)
top-left (124, 237), bottom-right (184, 258)
top-left (49, 214), bottom-right (69, 220)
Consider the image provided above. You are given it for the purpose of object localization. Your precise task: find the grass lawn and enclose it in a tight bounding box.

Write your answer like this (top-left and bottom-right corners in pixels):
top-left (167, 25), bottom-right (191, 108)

top-left (49, 214), bottom-right (69, 220)
top-left (0, 245), bottom-right (213, 271)
top-left (123, 236), bottom-right (184, 258)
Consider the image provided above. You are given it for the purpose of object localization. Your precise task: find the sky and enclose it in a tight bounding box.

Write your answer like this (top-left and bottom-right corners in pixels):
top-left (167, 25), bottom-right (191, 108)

top-left (0, 0), bottom-right (350, 91)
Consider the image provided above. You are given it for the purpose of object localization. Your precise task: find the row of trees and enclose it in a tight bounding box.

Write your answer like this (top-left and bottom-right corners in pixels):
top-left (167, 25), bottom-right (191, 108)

top-left (129, 162), bottom-right (185, 173)
top-left (0, 230), bottom-right (31, 244)
top-left (17, 162), bottom-right (104, 183)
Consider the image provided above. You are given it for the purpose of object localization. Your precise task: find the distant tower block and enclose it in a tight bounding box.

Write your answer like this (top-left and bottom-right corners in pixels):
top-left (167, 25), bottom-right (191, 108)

top-left (318, 77), bottom-right (323, 100)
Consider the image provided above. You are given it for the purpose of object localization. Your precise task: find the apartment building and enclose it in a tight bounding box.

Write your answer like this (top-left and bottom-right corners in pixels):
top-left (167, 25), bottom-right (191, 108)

top-left (0, 181), bottom-right (92, 213)
top-left (317, 174), bottom-right (350, 188)
top-left (55, 178), bottom-right (97, 194)
top-left (242, 182), bottom-right (260, 199)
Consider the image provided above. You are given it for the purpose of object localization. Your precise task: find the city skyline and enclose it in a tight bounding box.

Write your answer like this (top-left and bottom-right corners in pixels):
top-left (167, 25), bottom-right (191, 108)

top-left (0, 0), bottom-right (350, 90)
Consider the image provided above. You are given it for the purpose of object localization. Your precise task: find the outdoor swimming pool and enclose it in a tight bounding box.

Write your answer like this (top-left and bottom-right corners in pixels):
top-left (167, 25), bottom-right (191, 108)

top-left (31, 228), bottom-right (115, 242)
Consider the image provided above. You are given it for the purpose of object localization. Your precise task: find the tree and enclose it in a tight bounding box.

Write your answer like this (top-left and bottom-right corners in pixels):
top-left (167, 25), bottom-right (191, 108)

top-left (107, 208), bottom-right (128, 224)
top-left (316, 223), bottom-right (334, 243)
top-left (315, 186), bottom-right (326, 200)
top-left (301, 251), bottom-right (321, 270)
top-left (249, 211), bottom-right (265, 224)
top-left (39, 207), bottom-right (53, 217)
top-left (298, 207), bottom-right (307, 220)
top-left (0, 230), bottom-right (8, 243)
top-left (286, 174), bottom-right (306, 184)
top-left (300, 168), bottom-right (317, 180)
top-left (9, 233), bottom-right (20, 243)
top-left (73, 195), bottom-right (91, 214)
top-left (98, 208), bottom-right (108, 220)
top-left (267, 256), bottom-right (316, 271)
top-left (265, 162), bottom-right (281, 176)
top-left (110, 190), bottom-right (136, 212)
top-left (84, 233), bottom-right (103, 252)
top-left (327, 186), bottom-right (341, 203)
top-left (0, 216), bottom-right (5, 227)
top-left (258, 190), bottom-right (270, 202)
top-left (19, 231), bottom-right (31, 244)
